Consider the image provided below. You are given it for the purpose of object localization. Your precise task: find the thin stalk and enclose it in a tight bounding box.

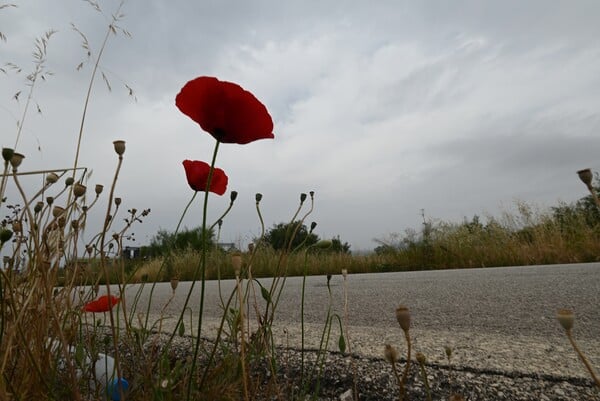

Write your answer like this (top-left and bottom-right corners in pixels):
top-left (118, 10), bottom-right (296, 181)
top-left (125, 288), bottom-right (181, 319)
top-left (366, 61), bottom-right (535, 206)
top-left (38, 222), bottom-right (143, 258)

top-left (566, 330), bottom-right (600, 388)
top-left (186, 140), bottom-right (221, 400)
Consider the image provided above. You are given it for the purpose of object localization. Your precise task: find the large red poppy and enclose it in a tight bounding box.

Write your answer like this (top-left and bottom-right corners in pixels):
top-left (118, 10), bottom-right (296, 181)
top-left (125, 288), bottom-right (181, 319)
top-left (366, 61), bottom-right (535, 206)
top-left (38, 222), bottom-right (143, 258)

top-left (183, 160), bottom-right (228, 195)
top-left (176, 76), bottom-right (274, 145)
top-left (83, 295), bottom-right (120, 313)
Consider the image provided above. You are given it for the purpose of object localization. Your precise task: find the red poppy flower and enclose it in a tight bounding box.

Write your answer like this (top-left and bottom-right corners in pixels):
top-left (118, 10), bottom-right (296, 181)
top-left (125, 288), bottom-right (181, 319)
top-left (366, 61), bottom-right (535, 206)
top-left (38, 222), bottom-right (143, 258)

top-left (183, 160), bottom-right (228, 195)
top-left (176, 76), bottom-right (274, 145)
top-left (83, 295), bottom-right (120, 313)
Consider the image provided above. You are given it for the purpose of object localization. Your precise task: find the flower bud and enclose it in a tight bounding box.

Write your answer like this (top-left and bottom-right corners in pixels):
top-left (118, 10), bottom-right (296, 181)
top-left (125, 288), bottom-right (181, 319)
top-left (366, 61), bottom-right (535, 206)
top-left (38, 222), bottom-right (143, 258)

top-left (94, 184), bottom-right (104, 195)
top-left (315, 239), bottom-right (332, 249)
top-left (65, 177), bottom-right (74, 187)
top-left (10, 152), bottom-right (25, 169)
top-left (395, 305), bottom-right (411, 333)
top-left (384, 344), bottom-right (399, 363)
top-left (230, 191), bottom-right (238, 202)
top-left (255, 193), bottom-right (263, 203)
top-left (46, 172), bottom-right (59, 184)
top-left (0, 228), bottom-right (13, 243)
top-left (2, 148), bottom-right (14, 162)
top-left (73, 183), bottom-right (86, 198)
top-left (557, 309), bottom-right (574, 331)
top-left (113, 140), bottom-right (126, 156)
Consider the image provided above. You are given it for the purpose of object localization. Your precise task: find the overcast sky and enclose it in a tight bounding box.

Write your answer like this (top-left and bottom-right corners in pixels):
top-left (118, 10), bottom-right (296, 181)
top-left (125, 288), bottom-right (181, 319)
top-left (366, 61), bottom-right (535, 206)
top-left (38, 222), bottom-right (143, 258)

top-left (1, 0), bottom-right (599, 251)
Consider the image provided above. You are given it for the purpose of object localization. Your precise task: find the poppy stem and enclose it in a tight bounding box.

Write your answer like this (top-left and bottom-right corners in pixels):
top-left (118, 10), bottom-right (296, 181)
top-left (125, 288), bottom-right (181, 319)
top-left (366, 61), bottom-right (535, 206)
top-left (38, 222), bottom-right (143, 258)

top-left (187, 139), bottom-right (220, 400)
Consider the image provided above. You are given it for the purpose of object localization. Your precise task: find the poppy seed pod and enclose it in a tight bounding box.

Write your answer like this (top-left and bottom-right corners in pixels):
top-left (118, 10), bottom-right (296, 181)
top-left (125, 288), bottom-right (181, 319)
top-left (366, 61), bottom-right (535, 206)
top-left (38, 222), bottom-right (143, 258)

top-left (113, 140), bottom-right (126, 156)
top-left (52, 206), bottom-right (65, 218)
top-left (300, 193), bottom-right (307, 203)
top-left (577, 169), bottom-right (594, 188)
top-left (95, 184), bottom-right (104, 195)
top-left (395, 305), bottom-right (411, 333)
top-left (2, 147), bottom-right (14, 162)
top-left (34, 201), bottom-right (44, 214)
top-left (46, 196), bottom-right (54, 205)
top-left (73, 183), bottom-right (86, 197)
top-left (230, 190), bottom-right (238, 202)
top-left (557, 309), bottom-right (574, 331)
top-left (65, 177), bottom-right (74, 187)
top-left (255, 193), bottom-right (263, 202)
top-left (231, 253), bottom-right (242, 277)
top-left (10, 152), bottom-right (25, 169)
top-left (309, 191), bottom-right (314, 198)
top-left (416, 352), bottom-right (427, 365)
top-left (384, 344), bottom-right (399, 363)
top-left (71, 220), bottom-right (79, 230)
top-left (46, 172), bottom-right (59, 184)
top-left (114, 197), bottom-right (122, 206)
top-left (310, 221), bottom-right (317, 231)
top-left (170, 277), bottom-right (179, 292)
top-left (11, 221), bottom-right (22, 233)
top-left (0, 228), bottom-right (13, 243)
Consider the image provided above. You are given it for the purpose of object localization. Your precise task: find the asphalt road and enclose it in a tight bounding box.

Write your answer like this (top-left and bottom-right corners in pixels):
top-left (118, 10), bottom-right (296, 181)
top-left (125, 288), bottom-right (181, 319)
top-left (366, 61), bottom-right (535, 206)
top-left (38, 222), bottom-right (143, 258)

top-left (125, 262), bottom-right (600, 339)
top-left (117, 262), bottom-right (600, 377)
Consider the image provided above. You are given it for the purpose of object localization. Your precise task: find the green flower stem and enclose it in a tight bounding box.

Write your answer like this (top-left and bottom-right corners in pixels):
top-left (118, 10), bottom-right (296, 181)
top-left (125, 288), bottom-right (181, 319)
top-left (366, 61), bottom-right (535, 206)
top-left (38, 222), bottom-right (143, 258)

top-left (187, 139), bottom-right (221, 401)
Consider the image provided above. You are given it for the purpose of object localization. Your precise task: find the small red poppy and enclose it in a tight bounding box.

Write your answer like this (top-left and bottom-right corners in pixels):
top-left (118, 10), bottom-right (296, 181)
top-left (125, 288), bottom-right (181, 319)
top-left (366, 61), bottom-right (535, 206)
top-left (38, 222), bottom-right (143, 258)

top-left (83, 295), bottom-right (120, 313)
top-left (183, 160), bottom-right (228, 195)
top-left (176, 76), bottom-right (274, 145)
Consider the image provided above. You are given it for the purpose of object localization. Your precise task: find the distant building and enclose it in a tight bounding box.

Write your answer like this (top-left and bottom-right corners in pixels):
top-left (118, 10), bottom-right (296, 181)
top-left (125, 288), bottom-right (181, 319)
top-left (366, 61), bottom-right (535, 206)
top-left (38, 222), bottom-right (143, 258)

top-left (123, 246), bottom-right (141, 259)
top-left (217, 242), bottom-right (236, 252)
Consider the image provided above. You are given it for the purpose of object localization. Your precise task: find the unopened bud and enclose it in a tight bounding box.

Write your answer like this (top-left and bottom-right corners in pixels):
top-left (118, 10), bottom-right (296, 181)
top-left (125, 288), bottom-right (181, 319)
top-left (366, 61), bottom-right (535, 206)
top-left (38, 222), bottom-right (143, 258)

top-left (395, 305), bottom-right (411, 333)
top-left (384, 344), bottom-right (399, 363)
top-left (557, 309), bottom-right (574, 331)
top-left (46, 172), bottom-right (59, 184)
top-left (315, 239), bottom-right (332, 249)
top-left (113, 140), bottom-right (126, 156)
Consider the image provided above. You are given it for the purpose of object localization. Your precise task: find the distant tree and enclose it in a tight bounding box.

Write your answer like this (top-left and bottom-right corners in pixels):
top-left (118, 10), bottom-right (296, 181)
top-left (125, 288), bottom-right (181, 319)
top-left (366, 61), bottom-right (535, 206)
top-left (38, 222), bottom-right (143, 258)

top-left (147, 226), bottom-right (214, 256)
top-left (262, 221), bottom-right (318, 251)
top-left (330, 236), bottom-right (351, 254)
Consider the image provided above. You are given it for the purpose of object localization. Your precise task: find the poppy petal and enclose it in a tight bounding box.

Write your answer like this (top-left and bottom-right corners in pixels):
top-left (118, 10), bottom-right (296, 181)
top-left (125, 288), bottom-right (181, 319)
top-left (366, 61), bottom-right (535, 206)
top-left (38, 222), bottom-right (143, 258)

top-left (176, 76), bottom-right (274, 145)
top-left (182, 160), bottom-right (228, 195)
